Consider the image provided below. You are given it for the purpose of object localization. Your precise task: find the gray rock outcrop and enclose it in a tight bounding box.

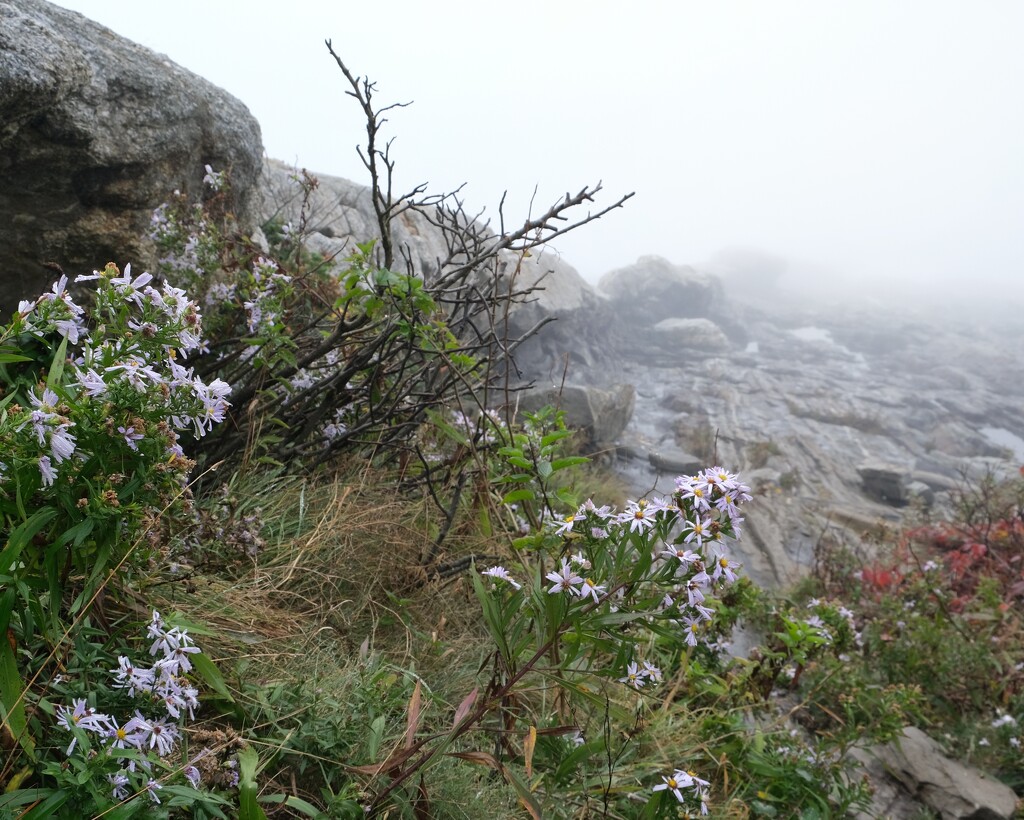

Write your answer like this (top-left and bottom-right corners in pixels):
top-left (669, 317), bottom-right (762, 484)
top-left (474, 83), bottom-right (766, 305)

top-left (0, 0), bottom-right (263, 313)
top-left (591, 297), bottom-right (1024, 589)
top-left (851, 727), bottom-right (1019, 820)
top-left (259, 159), bottom-right (449, 276)
top-left (597, 255), bottom-right (721, 325)
top-left (517, 383), bottom-right (635, 453)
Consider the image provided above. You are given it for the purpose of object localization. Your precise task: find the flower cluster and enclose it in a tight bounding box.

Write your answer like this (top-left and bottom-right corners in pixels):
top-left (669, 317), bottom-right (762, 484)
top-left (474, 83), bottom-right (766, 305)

top-left (53, 612), bottom-right (217, 805)
top-left (203, 164), bottom-right (225, 192)
top-left (7, 266), bottom-right (231, 493)
top-left (618, 660), bottom-right (663, 689)
top-left (542, 466), bottom-right (751, 651)
top-left (149, 185), bottom-right (222, 279)
top-left (482, 565), bottom-right (522, 590)
top-left (242, 256), bottom-right (292, 335)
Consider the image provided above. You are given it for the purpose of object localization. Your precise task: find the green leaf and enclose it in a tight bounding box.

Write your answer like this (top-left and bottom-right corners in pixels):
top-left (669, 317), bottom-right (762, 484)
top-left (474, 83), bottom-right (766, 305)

top-left (540, 430), bottom-right (572, 448)
top-left (56, 517), bottom-right (94, 548)
top-left (0, 789), bottom-right (57, 810)
top-left (192, 652), bottom-right (235, 703)
top-left (470, 568), bottom-right (511, 661)
top-left (18, 788), bottom-right (67, 819)
top-left (238, 746), bottom-right (270, 820)
top-left (537, 460), bottom-right (553, 480)
top-left (259, 794), bottom-right (324, 817)
top-left (0, 507), bottom-right (58, 575)
top-left (0, 617), bottom-right (35, 759)
top-left (501, 488), bottom-right (536, 505)
top-left (367, 715), bottom-right (386, 762)
top-left (45, 335), bottom-right (69, 390)
top-left (553, 736), bottom-right (606, 780)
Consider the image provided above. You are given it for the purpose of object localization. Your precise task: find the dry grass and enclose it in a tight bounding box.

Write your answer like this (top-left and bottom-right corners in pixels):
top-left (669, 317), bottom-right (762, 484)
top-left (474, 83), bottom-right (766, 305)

top-left (151, 459), bottom-right (510, 677)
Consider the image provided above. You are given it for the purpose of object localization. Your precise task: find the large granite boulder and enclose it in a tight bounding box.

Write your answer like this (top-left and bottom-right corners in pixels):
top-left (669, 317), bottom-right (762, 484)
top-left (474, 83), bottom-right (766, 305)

top-left (0, 0), bottom-right (263, 313)
top-left (503, 250), bottom-right (622, 380)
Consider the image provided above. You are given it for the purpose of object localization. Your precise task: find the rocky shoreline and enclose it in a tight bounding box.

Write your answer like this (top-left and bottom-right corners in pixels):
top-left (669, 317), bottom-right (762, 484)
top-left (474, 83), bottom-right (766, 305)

top-left (509, 255), bottom-right (1024, 590)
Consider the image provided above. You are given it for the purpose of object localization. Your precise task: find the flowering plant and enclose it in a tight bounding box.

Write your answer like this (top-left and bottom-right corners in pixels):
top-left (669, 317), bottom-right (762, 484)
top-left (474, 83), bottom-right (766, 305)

top-left (360, 461), bottom-right (752, 817)
top-left (0, 265), bottom-right (229, 602)
top-left (0, 265), bottom-right (231, 790)
top-left (34, 611), bottom-right (237, 816)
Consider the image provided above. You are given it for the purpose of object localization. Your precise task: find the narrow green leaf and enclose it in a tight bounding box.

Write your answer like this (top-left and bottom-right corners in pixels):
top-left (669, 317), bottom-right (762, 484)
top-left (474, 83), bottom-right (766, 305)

top-left (258, 794), bottom-right (324, 817)
top-left (18, 788), bottom-right (67, 819)
top-left (0, 631), bottom-right (34, 757)
top-left (191, 652), bottom-right (235, 703)
top-left (0, 789), bottom-right (55, 810)
top-left (0, 507), bottom-right (58, 575)
top-left (470, 568), bottom-right (511, 661)
top-left (45, 335), bottom-right (69, 390)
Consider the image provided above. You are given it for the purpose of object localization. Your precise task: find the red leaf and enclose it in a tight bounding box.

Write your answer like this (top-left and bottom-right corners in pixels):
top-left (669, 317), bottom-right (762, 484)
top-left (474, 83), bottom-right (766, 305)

top-left (452, 686), bottom-right (478, 730)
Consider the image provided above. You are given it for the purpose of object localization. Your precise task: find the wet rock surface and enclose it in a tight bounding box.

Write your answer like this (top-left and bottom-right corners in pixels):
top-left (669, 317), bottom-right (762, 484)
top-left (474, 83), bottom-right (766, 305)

top-left (549, 295), bottom-right (1024, 589)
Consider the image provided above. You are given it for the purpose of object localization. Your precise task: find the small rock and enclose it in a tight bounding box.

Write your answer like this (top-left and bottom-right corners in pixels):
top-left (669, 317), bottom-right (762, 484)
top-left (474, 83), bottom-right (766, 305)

top-left (517, 383), bottom-right (635, 451)
top-left (648, 448), bottom-right (703, 477)
top-left (858, 460), bottom-right (912, 506)
top-left (652, 317), bottom-right (731, 349)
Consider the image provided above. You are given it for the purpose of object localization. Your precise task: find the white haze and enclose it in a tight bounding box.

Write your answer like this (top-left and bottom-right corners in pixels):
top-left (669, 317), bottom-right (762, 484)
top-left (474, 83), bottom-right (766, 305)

top-left (53, 1), bottom-right (1024, 311)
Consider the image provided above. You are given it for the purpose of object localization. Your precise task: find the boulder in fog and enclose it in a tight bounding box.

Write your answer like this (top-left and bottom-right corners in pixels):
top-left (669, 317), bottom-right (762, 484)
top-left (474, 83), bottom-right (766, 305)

top-left (597, 255), bottom-right (721, 326)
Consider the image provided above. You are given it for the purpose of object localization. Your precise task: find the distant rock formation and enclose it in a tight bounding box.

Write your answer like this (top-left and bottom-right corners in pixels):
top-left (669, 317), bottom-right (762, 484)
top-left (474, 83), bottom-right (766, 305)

top-left (598, 255), bottom-right (721, 325)
top-left (0, 0), bottom-right (263, 313)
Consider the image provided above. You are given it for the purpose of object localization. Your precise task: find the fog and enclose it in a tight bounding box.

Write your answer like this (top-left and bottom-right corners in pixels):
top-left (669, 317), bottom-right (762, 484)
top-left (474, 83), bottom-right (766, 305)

top-left (54, 1), bottom-right (1024, 312)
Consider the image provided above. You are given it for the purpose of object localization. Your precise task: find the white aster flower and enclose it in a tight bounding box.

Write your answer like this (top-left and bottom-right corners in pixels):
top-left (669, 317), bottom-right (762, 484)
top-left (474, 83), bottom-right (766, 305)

top-left (619, 661), bottom-right (645, 689)
top-left (545, 561), bottom-right (583, 595)
top-left (576, 578), bottom-right (606, 604)
top-left (482, 566), bottom-right (522, 590)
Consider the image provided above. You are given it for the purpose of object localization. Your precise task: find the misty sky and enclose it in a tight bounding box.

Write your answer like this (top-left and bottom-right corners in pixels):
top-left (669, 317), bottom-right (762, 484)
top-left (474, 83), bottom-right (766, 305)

top-left (52, 1), bottom-right (1024, 306)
